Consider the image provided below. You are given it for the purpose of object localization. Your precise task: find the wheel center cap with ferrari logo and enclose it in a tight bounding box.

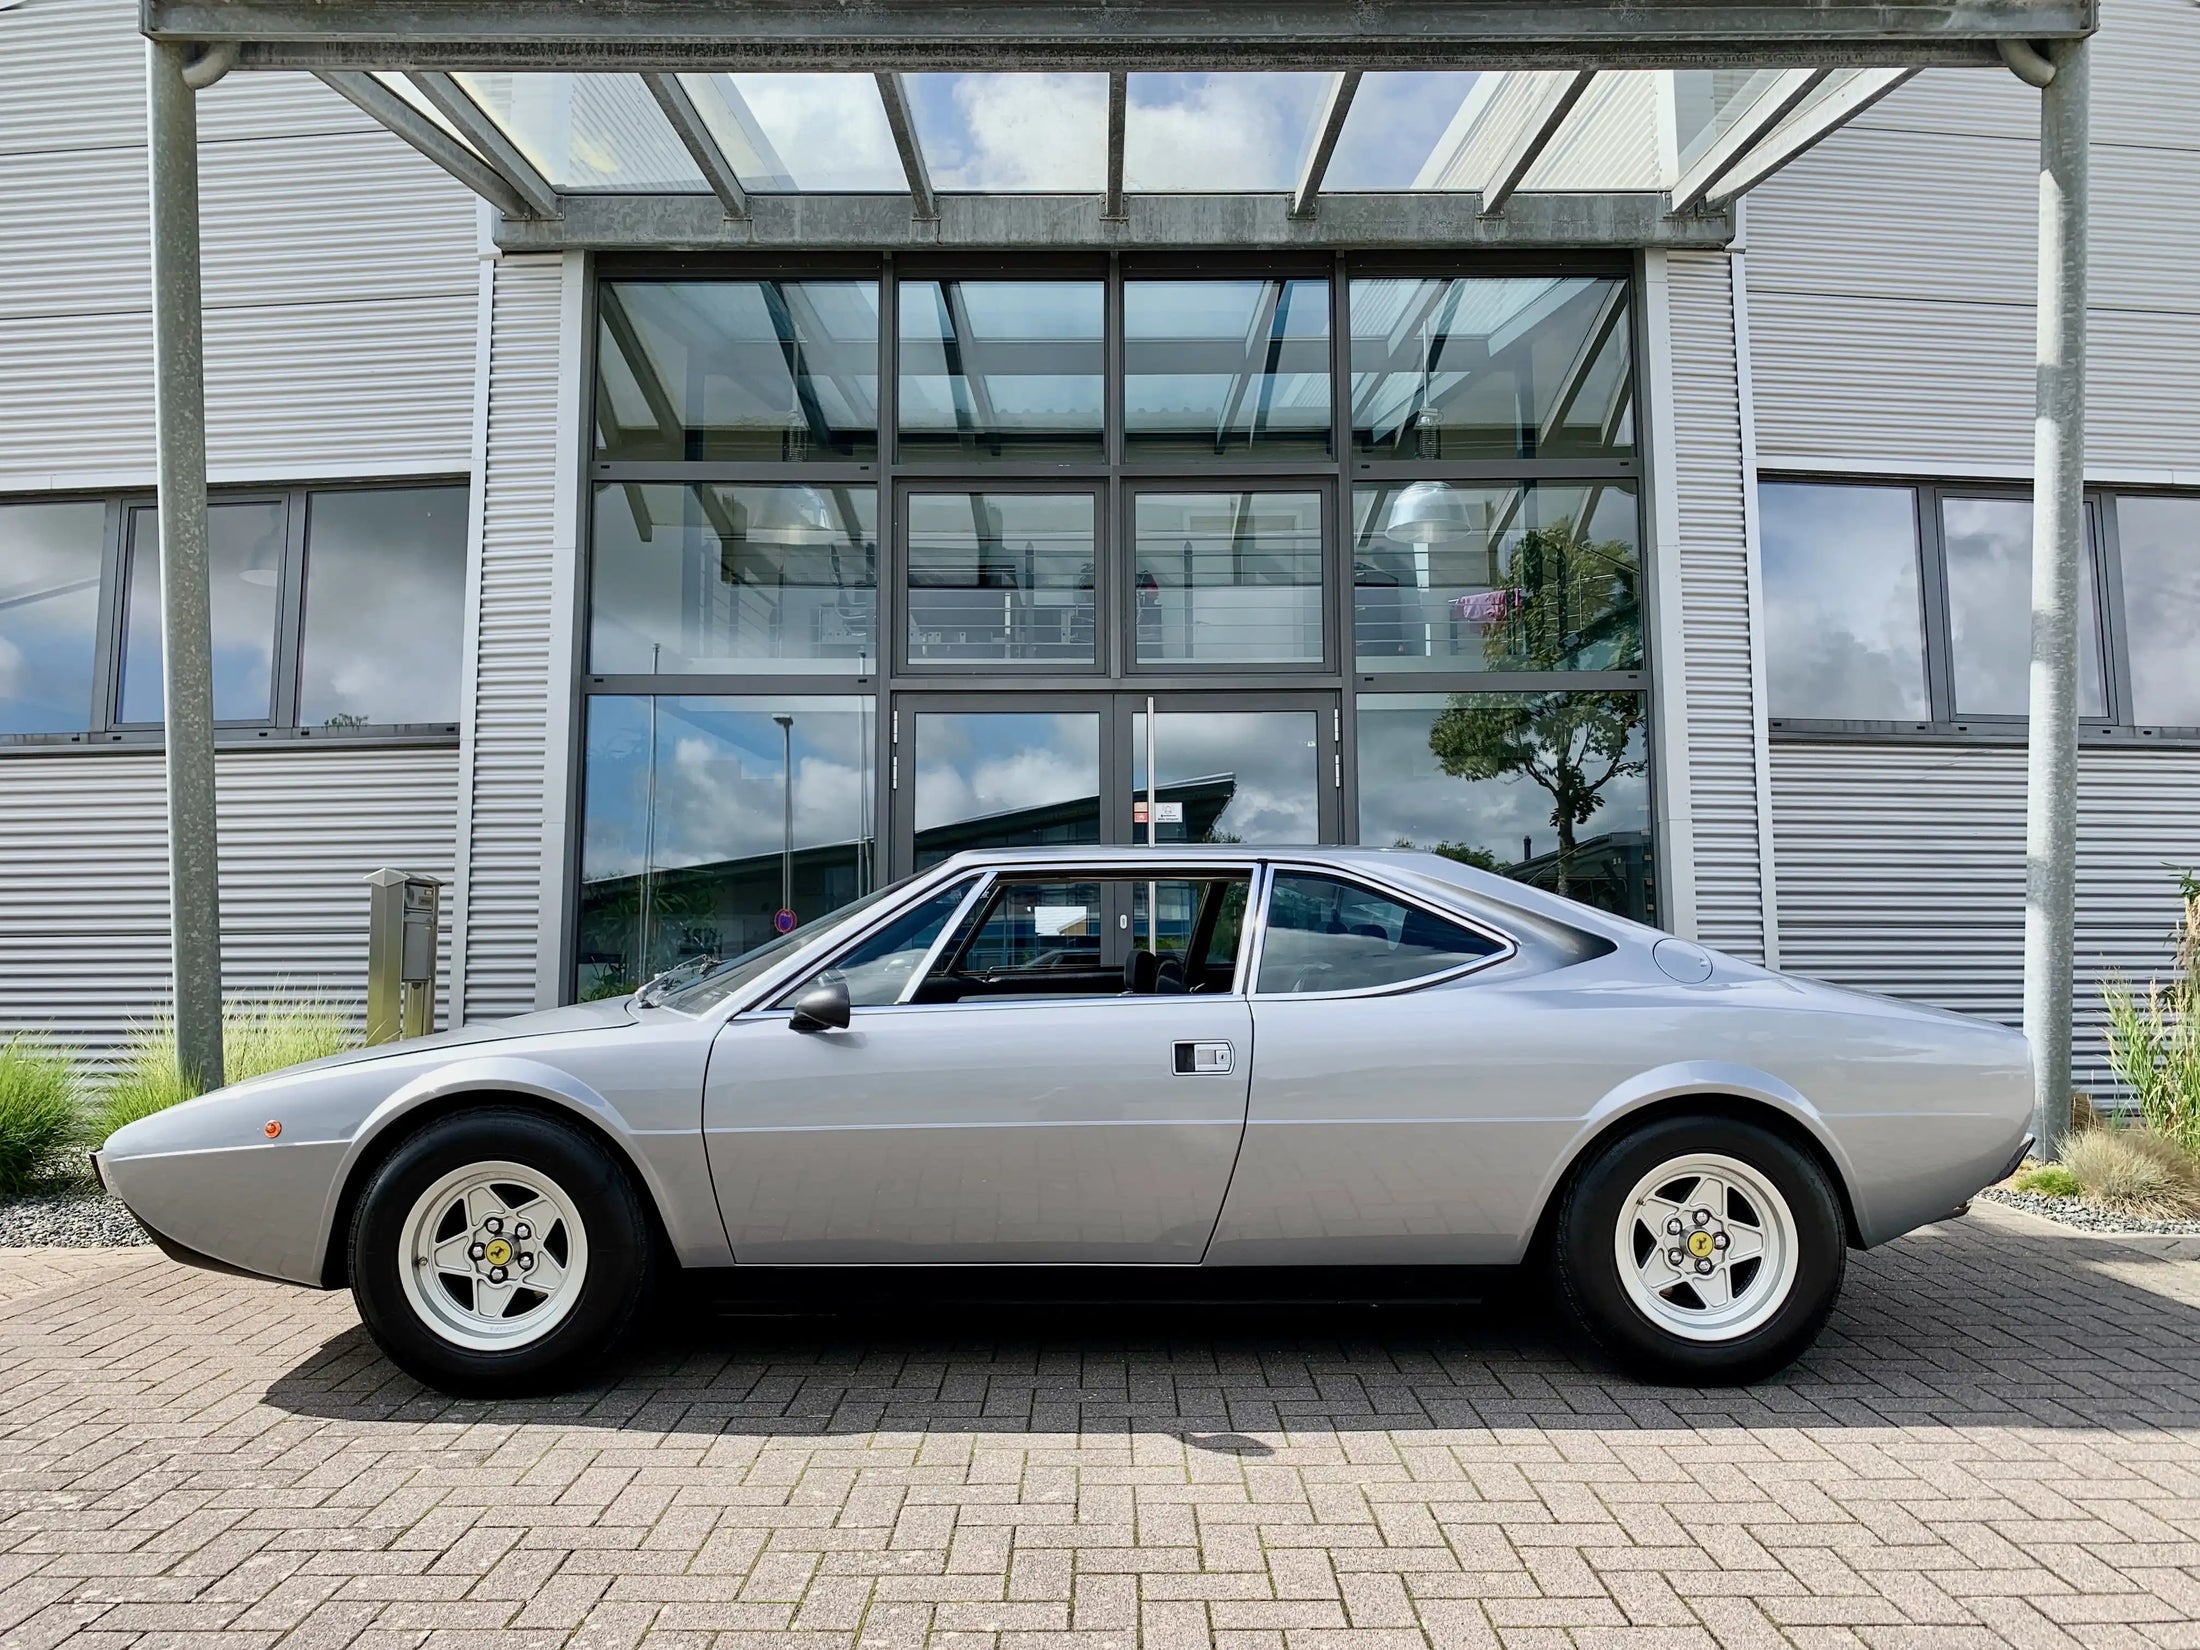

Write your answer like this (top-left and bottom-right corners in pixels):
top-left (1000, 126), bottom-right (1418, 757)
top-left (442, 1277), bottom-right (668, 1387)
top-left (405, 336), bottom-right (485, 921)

top-left (483, 1238), bottom-right (513, 1267)
top-left (1686, 1230), bottom-right (1715, 1260)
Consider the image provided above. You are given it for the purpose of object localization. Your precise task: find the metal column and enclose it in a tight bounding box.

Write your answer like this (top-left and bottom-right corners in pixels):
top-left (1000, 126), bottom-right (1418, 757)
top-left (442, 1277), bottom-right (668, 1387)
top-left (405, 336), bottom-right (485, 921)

top-left (147, 39), bottom-right (226, 1091)
top-left (2019, 35), bottom-right (2088, 1157)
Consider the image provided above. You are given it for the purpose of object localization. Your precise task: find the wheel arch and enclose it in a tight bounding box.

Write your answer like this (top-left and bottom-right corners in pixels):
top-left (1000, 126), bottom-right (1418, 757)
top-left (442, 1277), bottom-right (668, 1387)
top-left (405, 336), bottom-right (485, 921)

top-left (1524, 1080), bottom-right (1867, 1268)
top-left (318, 1085), bottom-right (677, 1290)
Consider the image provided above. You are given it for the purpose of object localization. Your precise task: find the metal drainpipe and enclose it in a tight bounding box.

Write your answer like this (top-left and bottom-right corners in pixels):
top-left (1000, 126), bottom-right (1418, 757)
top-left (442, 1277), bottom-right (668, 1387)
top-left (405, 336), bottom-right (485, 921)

top-left (2019, 35), bottom-right (2088, 1159)
top-left (147, 38), bottom-right (230, 1092)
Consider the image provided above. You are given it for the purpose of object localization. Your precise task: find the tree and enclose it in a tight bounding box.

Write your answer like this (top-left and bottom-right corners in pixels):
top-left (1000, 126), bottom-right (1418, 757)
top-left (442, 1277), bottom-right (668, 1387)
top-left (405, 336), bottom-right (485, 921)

top-left (1425, 515), bottom-right (1644, 899)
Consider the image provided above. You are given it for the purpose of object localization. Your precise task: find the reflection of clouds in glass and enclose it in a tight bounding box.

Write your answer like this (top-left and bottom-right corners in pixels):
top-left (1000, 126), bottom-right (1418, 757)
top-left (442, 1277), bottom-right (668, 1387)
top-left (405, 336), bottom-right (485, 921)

top-left (1355, 697), bottom-right (1649, 865)
top-left (299, 487), bottom-right (466, 727)
top-left (915, 713), bottom-right (1100, 833)
top-left (584, 698), bottom-right (875, 880)
top-left (2117, 496), bottom-right (2200, 727)
top-left (1943, 496), bottom-right (2105, 718)
top-left (721, 74), bottom-right (905, 191)
top-left (1324, 73), bottom-right (1482, 190)
top-left (910, 74), bottom-right (1108, 190)
top-left (1759, 483), bottom-right (1928, 721)
top-left (1124, 73), bottom-right (1332, 192)
top-left (1138, 713), bottom-right (1320, 843)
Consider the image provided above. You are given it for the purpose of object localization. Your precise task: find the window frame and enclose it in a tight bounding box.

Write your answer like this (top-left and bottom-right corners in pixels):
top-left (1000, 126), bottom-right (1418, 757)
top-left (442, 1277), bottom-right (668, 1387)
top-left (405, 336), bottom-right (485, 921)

top-left (0, 477), bottom-right (470, 754)
top-left (1761, 472), bottom-right (2200, 746)
top-left (1244, 860), bottom-right (1518, 1000)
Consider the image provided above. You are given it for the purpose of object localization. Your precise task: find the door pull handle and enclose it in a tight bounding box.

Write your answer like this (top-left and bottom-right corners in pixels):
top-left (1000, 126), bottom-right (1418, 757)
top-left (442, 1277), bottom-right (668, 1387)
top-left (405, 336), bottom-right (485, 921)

top-left (1173, 1041), bottom-right (1233, 1075)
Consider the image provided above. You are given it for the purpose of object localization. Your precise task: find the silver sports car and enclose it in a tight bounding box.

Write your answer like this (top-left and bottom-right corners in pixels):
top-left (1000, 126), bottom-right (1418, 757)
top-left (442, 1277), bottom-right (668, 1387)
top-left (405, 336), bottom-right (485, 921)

top-left (94, 847), bottom-right (2033, 1392)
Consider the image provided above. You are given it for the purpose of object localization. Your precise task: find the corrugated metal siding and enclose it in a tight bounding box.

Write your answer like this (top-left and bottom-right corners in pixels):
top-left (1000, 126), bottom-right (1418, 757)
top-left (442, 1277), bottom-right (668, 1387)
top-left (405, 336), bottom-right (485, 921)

top-left (0, 748), bottom-right (460, 1056)
top-left (1666, 252), bottom-right (1766, 961)
top-left (0, 0), bottom-right (479, 488)
top-left (459, 257), bottom-right (566, 1024)
top-left (1744, 0), bottom-right (2200, 476)
top-left (1523, 70), bottom-right (1664, 193)
top-left (1770, 744), bottom-right (2200, 1096)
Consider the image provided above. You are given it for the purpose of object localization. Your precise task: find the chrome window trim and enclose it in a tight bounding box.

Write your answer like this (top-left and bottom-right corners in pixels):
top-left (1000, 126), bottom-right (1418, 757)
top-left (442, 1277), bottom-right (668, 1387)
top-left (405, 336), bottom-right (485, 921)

top-left (1247, 858), bottom-right (1521, 1000)
top-left (893, 871), bottom-right (998, 1004)
top-left (743, 859), bottom-right (1264, 1017)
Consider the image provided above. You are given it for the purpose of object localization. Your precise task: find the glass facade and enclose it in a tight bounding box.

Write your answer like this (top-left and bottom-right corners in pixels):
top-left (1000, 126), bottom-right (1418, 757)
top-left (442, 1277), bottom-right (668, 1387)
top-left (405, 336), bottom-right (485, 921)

top-left (577, 262), bottom-right (1654, 990)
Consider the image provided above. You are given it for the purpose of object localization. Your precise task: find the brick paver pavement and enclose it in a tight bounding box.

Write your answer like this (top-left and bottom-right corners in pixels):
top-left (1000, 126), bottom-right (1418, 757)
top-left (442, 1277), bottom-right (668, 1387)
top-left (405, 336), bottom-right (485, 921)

top-left (2, 1201), bottom-right (2198, 1650)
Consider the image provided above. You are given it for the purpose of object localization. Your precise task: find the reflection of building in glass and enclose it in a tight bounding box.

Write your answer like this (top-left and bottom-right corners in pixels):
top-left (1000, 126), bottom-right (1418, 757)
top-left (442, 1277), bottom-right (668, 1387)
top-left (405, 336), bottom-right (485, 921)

top-left (580, 775), bottom-right (1237, 997)
top-left (1504, 831), bottom-right (1653, 926)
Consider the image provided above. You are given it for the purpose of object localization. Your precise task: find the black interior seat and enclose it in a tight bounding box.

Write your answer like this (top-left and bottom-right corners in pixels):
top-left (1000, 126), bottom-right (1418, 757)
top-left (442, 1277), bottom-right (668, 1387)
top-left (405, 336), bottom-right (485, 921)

top-left (1123, 948), bottom-right (1161, 994)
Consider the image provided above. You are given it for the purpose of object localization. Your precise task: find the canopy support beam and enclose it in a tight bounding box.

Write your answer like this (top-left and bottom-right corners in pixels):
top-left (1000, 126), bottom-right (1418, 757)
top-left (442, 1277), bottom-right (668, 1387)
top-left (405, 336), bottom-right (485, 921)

top-left (1104, 71), bottom-right (1128, 219)
top-left (1480, 69), bottom-right (1592, 216)
top-left (2023, 34), bottom-right (2089, 1159)
top-left (406, 71), bottom-right (562, 217)
top-left (147, 37), bottom-right (225, 1092)
top-left (1290, 71), bottom-right (1360, 218)
top-left (316, 70), bottom-right (538, 218)
top-left (875, 71), bottom-right (937, 219)
top-left (1703, 68), bottom-right (1915, 205)
top-left (644, 72), bottom-right (749, 217)
top-left (1668, 66), bottom-right (1829, 213)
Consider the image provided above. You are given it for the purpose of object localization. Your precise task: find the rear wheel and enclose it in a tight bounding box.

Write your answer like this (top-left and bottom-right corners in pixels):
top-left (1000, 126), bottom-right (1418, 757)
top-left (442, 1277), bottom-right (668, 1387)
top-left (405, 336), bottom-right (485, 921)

top-left (350, 1108), bottom-right (655, 1394)
top-left (1552, 1114), bottom-right (1844, 1384)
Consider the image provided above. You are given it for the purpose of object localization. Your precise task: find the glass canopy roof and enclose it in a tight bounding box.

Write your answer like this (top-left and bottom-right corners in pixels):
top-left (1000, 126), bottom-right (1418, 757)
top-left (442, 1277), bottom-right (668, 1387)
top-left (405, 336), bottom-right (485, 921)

top-left (362, 65), bottom-right (1910, 212)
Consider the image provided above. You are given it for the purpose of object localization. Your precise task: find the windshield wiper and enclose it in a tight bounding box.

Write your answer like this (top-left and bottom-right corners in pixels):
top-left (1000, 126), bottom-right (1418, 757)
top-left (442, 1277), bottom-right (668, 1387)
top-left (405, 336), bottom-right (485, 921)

top-left (633, 955), bottom-right (718, 1008)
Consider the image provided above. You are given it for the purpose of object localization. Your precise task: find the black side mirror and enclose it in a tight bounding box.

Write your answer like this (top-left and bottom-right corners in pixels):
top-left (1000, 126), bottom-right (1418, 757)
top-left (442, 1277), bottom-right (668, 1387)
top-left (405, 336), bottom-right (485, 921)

top-left (788, 976), bottom-right (851, 1033)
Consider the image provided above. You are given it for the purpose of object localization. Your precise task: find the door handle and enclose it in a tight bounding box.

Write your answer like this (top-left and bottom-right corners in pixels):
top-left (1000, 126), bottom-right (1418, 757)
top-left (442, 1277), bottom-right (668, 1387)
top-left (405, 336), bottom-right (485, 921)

top-left (1173, 1040), bottom-right (1233, 1075)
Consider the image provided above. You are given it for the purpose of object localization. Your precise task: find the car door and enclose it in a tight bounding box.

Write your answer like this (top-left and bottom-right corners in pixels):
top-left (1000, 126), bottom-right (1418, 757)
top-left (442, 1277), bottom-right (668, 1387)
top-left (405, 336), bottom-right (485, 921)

top-left (1207, 865), bottom-right (1537, 1265)
top-left (703, 868), bottom-right (1254, 1263)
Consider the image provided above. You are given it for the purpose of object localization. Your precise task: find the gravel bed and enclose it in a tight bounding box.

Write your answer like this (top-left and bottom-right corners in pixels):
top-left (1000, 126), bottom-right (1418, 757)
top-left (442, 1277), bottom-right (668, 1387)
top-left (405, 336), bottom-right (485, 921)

top-left (0, 1188), bottom-right (151, 1248)
top-left (1979, 1185), bottom-right (2200, 1236)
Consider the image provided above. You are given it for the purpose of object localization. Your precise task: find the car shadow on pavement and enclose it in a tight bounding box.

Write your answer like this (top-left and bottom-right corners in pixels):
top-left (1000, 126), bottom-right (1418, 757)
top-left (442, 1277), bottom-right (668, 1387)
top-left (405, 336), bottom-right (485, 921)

top-left (261, 1214), bottom-right (2200, 1437)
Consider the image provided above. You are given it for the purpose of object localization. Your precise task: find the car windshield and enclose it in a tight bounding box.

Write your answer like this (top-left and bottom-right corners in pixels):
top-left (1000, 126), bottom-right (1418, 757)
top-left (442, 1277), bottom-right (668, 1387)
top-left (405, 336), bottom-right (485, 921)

top-left (656, 879), bottom-right (914, 1015)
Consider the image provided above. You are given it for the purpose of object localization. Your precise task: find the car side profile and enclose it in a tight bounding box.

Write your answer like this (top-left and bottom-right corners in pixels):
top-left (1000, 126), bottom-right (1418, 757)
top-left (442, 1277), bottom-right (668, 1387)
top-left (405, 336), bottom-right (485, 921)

top-left (93, 847), bottom-right (2033, 1392)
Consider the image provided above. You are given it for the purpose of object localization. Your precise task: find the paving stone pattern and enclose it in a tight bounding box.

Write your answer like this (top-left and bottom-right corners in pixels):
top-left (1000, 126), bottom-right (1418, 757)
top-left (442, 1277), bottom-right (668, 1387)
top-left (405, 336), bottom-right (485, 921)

top-left (2, 1201), bottom-right (2199, 1649)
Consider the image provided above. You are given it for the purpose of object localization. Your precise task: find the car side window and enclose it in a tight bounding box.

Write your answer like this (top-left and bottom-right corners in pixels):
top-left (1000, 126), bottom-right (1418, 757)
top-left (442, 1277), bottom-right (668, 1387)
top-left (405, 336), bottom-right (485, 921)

top-left (914, 873), bottom-right (1253, 1004)
top-left (778, 879), bottom-right (973, 1009)
top-left (1255, 872), bottom-right (1502, 995)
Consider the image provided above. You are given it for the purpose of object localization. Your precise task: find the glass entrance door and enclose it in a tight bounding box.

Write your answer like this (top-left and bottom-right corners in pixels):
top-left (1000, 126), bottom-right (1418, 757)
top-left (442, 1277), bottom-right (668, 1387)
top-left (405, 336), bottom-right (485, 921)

top-left (891, 692), bottom-right (1337, 875)
top-left (1127, 695), bottom-right (1338, 847)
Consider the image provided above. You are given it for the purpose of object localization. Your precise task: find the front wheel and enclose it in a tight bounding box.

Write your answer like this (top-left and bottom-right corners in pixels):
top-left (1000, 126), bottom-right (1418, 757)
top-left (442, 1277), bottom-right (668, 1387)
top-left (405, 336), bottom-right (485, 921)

top-left (349, 1108), bottom-right (656, 1394)
top-left (1551, 1115), bottom-right (1845, 1384)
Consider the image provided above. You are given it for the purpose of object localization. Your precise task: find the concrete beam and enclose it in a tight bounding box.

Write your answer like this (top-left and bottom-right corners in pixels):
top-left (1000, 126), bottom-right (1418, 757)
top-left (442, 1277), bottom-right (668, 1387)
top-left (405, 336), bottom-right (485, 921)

top-left (405, 70), bottom-right (562, 217)
top-left (643, 71), bottom-right (749, 216)
top-left (875, 70), bottom-right (937, 219)
top-left (145, 0), bottom-right (2097, 72)
top-left (1667, 66), bottom-right (1829, 212)
top-left (1479, 68), bottom-right (1593, 216)
top-left (495, 188), bottom-right (1735, 251)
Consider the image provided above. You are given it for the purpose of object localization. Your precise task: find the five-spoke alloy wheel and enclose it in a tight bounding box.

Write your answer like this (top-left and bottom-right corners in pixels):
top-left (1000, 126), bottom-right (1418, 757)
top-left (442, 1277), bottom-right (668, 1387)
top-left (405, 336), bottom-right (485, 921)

top-left (1553, 1115), bottom-right (1844, 1384)
top-left (352, 1108), bottom-right (654, 1394)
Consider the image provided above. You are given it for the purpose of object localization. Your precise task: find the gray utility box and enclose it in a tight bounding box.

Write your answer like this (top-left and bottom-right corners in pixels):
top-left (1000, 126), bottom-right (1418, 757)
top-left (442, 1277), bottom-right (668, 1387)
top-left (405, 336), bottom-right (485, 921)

top-left (364, 867), bottom-right (441, 1044)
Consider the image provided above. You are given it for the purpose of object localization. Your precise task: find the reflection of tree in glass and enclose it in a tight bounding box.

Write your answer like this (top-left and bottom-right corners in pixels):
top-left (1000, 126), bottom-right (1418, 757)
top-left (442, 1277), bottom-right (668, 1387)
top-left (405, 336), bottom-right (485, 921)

top-left (1428, 517), bottom-right (1645, 898)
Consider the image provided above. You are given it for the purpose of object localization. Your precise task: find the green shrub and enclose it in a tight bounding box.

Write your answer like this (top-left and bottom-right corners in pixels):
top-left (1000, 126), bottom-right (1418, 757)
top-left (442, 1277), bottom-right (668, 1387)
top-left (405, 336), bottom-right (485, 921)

top-left (0, 1038), bottom-right (85, 1193)
top-left (2062, 1125), bottom-right (2200, 1219)
top-left (90, 999), bottom-right (355, 1145)
top-left (2102, 869), bottom-right (2200, 1154)
top-left (2014, 1164), bottom-right (2081, 1198)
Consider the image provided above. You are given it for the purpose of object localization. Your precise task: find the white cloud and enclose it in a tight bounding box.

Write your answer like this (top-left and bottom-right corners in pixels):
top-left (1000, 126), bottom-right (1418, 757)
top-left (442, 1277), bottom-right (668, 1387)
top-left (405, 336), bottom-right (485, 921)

top-left (1122, 73), bottom-right (1330, 192)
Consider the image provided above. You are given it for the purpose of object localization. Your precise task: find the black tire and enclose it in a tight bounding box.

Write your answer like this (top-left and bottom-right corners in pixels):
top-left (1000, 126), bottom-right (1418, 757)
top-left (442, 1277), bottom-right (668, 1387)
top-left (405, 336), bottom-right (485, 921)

top-left (1550, 1113), bottom-right (1845, 1385)
top-left (349, 1107), bottom-right (657, 1395)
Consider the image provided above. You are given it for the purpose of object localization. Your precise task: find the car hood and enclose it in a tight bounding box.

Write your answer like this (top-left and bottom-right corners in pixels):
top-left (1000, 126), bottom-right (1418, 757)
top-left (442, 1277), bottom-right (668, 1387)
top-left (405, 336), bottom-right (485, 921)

top-left (219, 996), bottom-right (641, 1092)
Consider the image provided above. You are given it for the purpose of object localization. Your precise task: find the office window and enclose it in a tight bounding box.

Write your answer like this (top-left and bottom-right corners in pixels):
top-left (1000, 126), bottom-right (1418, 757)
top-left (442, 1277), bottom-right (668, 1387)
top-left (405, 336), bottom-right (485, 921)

top-left (1352, 481), bottom-right (1641, 674)
top-left (0, 482), bottom-right (467, 748)
top-left (898, 281), bottom-right (1105, 461)
top-left (1122, 279), bottom-right (1331, 459)
top-left (0, 501), bottom-right (105, 735)
top-left (299, 487), bottom-right (468, 727)
top-left (119, 499), bottom-right (287, 724)
top-left (1131, 491), bottom-right (1324, 666)
top-left (1942, 494), bottom-right (2106, 719)
top-left (2110, 495), bottom-right (2200, 728)
top-left (1356, 690), bottom-right (1656, 923)
top-left (1760, 482), bottom-right (1929, 721)
top-left (1761, 477), bottom-right (2197, 738)
top-left (591, 482), bottom-right (878, 675)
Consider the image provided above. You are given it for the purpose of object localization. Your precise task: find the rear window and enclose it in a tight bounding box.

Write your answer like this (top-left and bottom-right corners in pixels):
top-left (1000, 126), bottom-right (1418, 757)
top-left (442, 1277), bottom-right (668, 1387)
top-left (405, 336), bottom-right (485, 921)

top-left (1256, 872), bottom-right (1503, 994)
